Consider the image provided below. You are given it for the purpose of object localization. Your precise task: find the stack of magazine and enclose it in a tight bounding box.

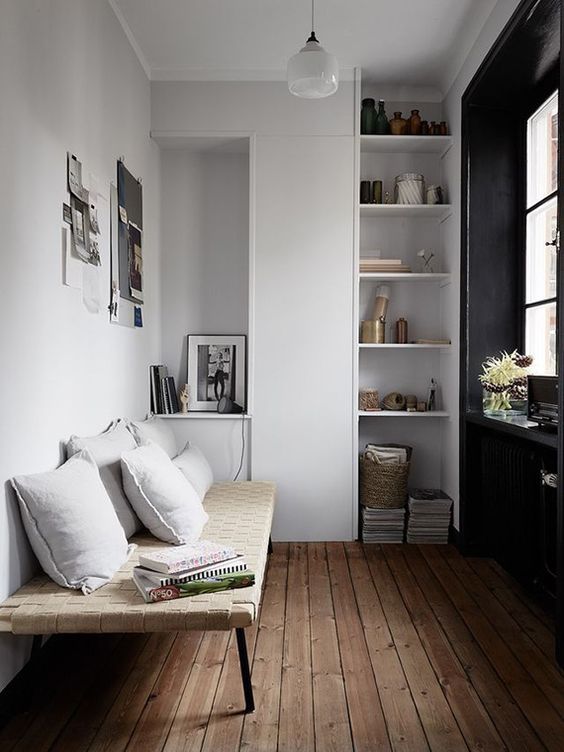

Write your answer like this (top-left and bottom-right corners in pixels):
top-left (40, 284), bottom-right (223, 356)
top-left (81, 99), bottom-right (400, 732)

top-left (361, 506), bottom-right (406, 543)
top-left (407, 489), bottom-right (453, 544)
top-left (133, 540), bottom-right (254, 603)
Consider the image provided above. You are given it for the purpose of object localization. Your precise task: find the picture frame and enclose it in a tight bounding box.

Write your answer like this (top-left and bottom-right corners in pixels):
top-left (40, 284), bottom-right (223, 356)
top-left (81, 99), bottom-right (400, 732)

top-left (187, 334), bottom-right (246, 412)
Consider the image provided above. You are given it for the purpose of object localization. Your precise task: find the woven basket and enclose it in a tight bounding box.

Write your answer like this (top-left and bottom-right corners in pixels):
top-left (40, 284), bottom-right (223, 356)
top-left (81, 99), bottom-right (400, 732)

top-left (359, 444), bottom-right (412, 509)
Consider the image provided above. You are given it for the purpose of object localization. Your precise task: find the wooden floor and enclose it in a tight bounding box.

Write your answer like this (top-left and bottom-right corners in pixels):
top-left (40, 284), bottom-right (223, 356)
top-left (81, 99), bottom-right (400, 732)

top-left (1, 542), bottom-right (563, 752)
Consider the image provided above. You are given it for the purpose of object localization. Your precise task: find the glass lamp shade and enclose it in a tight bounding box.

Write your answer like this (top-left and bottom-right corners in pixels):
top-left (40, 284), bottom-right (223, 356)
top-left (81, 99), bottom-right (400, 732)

top-left (287, 39), bottom-right (338, 98)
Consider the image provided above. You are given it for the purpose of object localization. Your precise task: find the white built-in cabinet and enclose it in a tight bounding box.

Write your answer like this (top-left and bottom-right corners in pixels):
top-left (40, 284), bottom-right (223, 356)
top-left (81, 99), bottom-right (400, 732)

top-left (353, 75), bottom-right (454, 534)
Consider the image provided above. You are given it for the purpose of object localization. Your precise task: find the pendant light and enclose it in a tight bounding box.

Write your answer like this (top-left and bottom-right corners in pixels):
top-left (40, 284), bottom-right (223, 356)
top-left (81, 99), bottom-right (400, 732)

top-left (287, 0), bottom-right (338, 99)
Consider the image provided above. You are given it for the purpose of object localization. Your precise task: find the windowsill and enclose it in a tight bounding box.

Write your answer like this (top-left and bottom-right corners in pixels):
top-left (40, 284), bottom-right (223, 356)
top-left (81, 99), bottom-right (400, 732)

top-left (465, 410), bottom-right (557, 449)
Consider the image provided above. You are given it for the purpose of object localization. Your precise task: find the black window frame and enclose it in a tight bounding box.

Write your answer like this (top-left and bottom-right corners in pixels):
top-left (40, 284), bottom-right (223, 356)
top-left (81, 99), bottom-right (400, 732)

top-left (521, 84), bottom-right (559, 375)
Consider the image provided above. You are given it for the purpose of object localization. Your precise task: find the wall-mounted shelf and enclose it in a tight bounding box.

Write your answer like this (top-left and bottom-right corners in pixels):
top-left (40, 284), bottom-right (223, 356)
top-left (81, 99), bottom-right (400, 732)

top-left (358, 343), bottom-right (450, 350)
top-left (359, 410), bottom-right (450, 418)
top-left (155, 413), bottom-right (252, 420)
top-left (360, 135), bottom-right (452, 155)
top-left (359, 272), bottom-right (450, 282)
top-left (359, 204), bottom-right (452, 219)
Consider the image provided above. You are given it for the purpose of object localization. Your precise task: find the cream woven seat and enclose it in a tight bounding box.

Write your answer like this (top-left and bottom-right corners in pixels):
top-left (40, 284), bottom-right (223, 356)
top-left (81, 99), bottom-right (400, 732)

top-left (0, 480), bottom-right (276, 712)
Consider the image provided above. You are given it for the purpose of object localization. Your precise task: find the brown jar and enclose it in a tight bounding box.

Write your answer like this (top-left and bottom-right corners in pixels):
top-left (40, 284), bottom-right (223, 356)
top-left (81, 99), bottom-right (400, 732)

top-left (421, 120), bottom-right (429, 135)
top-left (429, 121), bottom-right (437, 135)
top-left (408, 110), bottom-right (422, 135)
top-left (439, 121), bottom-right (448, 135)
top-left (390, 112), bottom-right (407, 136)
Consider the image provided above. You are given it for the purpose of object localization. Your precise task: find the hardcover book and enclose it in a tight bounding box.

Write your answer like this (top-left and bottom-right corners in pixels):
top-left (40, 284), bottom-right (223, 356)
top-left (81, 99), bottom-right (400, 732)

top-left (138, 540), bottom-right (238, 575)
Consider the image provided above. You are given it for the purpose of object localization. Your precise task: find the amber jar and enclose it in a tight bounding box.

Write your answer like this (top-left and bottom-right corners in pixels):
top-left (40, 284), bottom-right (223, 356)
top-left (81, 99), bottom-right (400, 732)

top-left (390, 112), bottom-right (407, 136)
top-left (439, 121), bottom-right (448, 135)
top-left (429, 121), bottom-right (437, 135)
top-left (408, 110), bottom-right (422, 135)
top-left (421, 120), bottom-right (429, 135)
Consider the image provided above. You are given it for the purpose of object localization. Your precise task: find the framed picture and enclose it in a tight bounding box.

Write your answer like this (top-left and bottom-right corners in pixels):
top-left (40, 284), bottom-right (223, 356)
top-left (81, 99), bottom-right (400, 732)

top-left (187, 335), bottom-right (246, 412)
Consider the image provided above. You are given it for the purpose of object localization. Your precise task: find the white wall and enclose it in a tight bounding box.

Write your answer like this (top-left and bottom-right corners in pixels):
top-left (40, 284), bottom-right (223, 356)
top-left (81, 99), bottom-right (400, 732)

top-left (160, 147), bottom-right (250, 480)
top-left (152, 81), bottom-right (355, 539)
top-left (0, 0), bottom-right (160, 692)
top-left (441, 0), bottom-right (521, 527)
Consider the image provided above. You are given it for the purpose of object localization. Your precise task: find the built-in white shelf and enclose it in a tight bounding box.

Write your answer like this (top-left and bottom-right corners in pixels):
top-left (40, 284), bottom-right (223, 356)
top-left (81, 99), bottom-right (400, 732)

top-left (358, 410), bottom-right (450, 418)
top-left (358, 343), bottom-right (450, 350)
top-left (359, 272), bottom-right (450, 282)
top-left (359, 203), bottom-right (452, 219)
top-left (155, 413), bottom-right (252, 420)
top-left (360, 135), bottom-right (452, 155)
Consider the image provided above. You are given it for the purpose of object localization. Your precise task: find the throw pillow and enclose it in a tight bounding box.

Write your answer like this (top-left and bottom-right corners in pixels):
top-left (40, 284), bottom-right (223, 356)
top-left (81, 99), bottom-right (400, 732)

top-left (66, 419), bottom-right (140, 537)
top-left (121, 441), bottom-right (208, 545)
top-left (11, 449), bottom-right (132, 594)
top-left (173, 442), bottom-right (214, 501)
top-left (127, 415), bottom-right (178, 459)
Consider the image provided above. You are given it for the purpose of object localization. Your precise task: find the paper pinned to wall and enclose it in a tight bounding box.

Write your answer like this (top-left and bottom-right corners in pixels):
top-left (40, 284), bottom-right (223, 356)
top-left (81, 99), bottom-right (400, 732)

top-left (110, 182), bottom-right (135, 327)
top-left (82, 262), bottom-right (100, 313)
top-left (62, 226), bottom-right (82, 289)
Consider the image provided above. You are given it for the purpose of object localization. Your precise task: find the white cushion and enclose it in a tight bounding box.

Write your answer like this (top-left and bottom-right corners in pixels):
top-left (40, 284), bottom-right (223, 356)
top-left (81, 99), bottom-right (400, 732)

top-left (11, 449), bottom-right (132, 594)
top-left (66, 419), bottom-right (140, 538)
top-left (121, 441), bottom-right (208, 545)
top-left (127, 416), bottom-right (178, 459)
top-left (173, 442), bottom-right (214, 501)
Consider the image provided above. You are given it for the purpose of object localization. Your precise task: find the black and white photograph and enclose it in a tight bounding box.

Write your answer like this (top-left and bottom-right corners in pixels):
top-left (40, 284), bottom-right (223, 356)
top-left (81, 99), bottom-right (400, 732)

top-left (187, 335), bottom-right (246, 411)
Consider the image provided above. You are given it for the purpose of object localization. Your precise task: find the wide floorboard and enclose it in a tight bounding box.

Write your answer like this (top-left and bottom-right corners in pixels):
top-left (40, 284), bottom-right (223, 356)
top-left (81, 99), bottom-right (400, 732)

top-left (1, 543), bottom-right (563, 752)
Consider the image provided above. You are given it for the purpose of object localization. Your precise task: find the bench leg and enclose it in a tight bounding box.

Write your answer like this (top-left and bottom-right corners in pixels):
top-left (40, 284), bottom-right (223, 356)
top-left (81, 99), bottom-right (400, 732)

top-left (235, 627), bottom-right (255, 713)
top-left (268, 536), bottom-right (273, 555)
top-left (19, 635), bottom-right (43, 711)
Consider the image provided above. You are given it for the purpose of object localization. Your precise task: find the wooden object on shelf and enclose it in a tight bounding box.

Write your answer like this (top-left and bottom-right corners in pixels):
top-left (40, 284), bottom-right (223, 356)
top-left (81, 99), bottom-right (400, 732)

top-left (359, 389), bottom-right (380, 411)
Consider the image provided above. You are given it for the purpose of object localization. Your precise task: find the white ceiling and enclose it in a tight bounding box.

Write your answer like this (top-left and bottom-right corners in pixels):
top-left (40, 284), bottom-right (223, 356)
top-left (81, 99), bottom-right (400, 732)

top-left (111, 0), bottom-right (498, 95)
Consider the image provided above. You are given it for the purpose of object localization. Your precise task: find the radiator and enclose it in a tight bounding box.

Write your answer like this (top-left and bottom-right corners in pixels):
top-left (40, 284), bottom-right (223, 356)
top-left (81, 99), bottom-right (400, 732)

top-left (480, 436), bottom-right (541, 580)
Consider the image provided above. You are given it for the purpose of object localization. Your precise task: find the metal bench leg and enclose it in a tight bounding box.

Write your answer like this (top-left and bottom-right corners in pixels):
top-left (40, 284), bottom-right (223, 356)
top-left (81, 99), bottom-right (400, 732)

top-left (268, 536), bottom-right (273, 555)
top-left (235, 627), bottom-right (255, 713)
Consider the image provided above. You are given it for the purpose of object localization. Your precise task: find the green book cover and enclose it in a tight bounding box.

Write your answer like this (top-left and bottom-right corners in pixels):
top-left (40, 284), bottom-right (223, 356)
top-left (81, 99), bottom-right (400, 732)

top-left (134, 570), bottom-right (255, 603)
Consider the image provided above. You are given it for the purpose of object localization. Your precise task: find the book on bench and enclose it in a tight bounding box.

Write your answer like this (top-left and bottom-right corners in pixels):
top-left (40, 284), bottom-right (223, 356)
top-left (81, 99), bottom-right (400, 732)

top-left (138, 540), bottom-right (238, 575)
top-left (133, 569), bottom-right (255, 603)
top-left (134, 555), bottom-right (248, 587)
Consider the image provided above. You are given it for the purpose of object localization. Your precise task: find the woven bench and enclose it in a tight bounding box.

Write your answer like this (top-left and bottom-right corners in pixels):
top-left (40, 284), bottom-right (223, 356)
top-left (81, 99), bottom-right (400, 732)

top-left (0, 481), bottom-right (276, 713)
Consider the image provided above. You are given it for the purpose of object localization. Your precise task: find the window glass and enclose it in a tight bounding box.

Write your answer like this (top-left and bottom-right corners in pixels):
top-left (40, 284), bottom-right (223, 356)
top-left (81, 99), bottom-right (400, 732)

top-left (525, 303), bottom-right (557, 375)
top-left (527, 92), bottom-right (558, 208)
top-left (526, 196), bottom-right (557, 303)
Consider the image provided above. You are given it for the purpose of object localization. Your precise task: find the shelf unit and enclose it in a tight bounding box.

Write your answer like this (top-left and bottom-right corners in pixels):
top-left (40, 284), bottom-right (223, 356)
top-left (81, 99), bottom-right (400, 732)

top-left (353, 76), bottom-right (453, 538)
top-left (360, 135), bottom-right (452, 154)
top-left (359, 273), bottom-right (450, 282)
top-left (155, 413), bottom-right (252, 420)
top-left (358, 343), bottom-right (450, 350)
top-left (359, 203), bottom-right (452, 219)
top-left (358, 410), bottom-right (450, 418)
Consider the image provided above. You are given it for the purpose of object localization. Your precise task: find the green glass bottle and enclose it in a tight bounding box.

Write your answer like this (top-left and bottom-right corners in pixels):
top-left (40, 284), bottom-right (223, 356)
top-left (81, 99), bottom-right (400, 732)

top-left (361, 98), bottom-right (377, 134)
top-left (374, 99), bottom-right (390, 135)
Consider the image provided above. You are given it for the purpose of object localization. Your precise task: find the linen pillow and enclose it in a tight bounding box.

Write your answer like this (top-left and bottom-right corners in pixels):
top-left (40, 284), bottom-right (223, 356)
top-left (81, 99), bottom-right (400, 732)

top-left (11, 449), bottom-right (132, 594)
top-left (127, 415), bottom-right (178, 459)
top-left (173, 442), bottom-right (214, 501)
top-left (121, 441), bottom-right (208, 545)
top-left (66, 419), bottom-right (140, 537)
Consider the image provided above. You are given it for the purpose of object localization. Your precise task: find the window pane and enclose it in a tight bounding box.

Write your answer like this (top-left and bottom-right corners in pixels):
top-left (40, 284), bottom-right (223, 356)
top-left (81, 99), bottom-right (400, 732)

top-left (526, 196), bottom-right (557, 303)
top-left (525, 303), bottom-right (557, 375)
top-left (527, 92), bottom-right (558, 208)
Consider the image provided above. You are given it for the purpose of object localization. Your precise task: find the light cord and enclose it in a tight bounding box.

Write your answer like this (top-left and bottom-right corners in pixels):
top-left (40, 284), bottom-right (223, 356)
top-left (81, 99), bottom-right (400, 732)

top-left (233, 413), bottom-right (246, 481)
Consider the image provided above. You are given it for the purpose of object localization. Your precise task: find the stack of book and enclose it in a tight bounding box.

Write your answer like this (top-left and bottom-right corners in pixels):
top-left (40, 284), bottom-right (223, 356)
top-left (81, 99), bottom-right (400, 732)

top-left (360, 257), bottom-right (411, 274)
top-left (133, 540), bottom-right (254, 602)
top-left (149, 365), bottom-right (180, 415)
top-left (406, 489), bottom-right (453, 544)
top-left (361, 506), bottom-right (406, 543)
